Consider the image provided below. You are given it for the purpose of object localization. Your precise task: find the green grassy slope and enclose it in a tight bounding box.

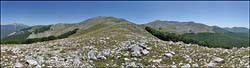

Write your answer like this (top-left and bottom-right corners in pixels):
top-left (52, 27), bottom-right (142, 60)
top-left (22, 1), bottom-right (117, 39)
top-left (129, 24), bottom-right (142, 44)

top-left (182, 32), bottom-right (249, 48)
top-left (145, 26), bottom-right (249, 48)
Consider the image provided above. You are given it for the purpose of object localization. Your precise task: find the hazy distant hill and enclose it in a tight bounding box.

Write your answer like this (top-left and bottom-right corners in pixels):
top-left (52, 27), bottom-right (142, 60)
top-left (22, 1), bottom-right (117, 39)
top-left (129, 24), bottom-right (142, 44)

top-left (223, 27), bottom-right (249, 33)
top-left (143, 20), bottom-right (230, 33)
top-left (1, 23), bottom-right (29, 39)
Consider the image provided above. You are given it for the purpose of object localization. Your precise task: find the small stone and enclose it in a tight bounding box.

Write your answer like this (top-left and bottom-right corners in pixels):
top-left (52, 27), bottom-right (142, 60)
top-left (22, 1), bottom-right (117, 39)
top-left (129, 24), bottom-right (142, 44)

top-left (205, 62), bottom-right (216, 67)
top-left (213, 57), bottom-right (224, 63)
top-left (152, 59), bottom-right (162, 63)
top-left (171, 65), bottom-right (177, 68)
top-left (141, 49), bottom-right (149, 55)
top-left (123, 52), bottom-right (129, 56)
top-left (192, 63), bottom-right (199, 67)
top-left (169, 51), bottom-right (175, 55)
top-left (15, 62), bottom-right (23, 67)
top-left (181, 64), bottom-right (190, 68)
top-left (12, 56), bottom-right (18, 59)
top-left (163, 53), bottom-right (174, 58)
top-left (124, 58), bottom-right (129, 61)
top-left (35, 65), bottom-right (42, 67)
top-left (130, 62), bottom-right (137, 67)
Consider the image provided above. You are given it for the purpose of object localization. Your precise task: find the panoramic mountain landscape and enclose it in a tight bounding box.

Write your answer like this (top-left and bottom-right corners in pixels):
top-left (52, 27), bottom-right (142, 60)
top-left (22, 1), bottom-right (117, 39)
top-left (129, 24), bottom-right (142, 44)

top-left (1, 16), bottom-right (249, 67)
top-left (1, 1), bottom-right (249, 68)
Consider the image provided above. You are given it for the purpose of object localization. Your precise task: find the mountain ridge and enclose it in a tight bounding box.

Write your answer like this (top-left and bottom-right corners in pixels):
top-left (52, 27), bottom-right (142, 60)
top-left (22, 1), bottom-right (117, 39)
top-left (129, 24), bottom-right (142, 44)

top-left (1, 23), bottom-right (29, 39)
top-left (143, 20), bottom-right (231, 33)
top-left (223, 27), bottom-right (249, 33)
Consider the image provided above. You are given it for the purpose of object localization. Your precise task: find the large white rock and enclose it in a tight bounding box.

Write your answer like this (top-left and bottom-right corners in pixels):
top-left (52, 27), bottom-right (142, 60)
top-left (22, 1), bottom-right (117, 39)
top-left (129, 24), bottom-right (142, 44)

top-left (164, 53), bottom-right (174, 58)
top-left (26, 60), bottom-right (38, 65)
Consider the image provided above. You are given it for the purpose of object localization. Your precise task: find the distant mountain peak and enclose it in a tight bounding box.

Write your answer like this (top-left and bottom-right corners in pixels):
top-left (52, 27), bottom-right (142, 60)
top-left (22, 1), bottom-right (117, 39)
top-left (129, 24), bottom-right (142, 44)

top-left (12, 23), bottom-right (24, 25)
top-left (145, 20), bottom-right (230, 33)
top-left (223, 27), bottom-right (249, 33)
top-left (1, 23), bottom-right (29, 27)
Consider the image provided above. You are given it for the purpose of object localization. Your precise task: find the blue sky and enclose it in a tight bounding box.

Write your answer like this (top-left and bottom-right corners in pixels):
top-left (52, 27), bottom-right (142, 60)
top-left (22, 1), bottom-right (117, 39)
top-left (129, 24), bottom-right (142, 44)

top-left (1, 1), bottom-right (249, 28)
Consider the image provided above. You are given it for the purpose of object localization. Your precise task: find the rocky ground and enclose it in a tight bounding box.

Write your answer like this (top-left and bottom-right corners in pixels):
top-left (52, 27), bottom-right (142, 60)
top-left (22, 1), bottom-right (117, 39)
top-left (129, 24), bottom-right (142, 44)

top-left (1, 35), bottom-right (249, 68)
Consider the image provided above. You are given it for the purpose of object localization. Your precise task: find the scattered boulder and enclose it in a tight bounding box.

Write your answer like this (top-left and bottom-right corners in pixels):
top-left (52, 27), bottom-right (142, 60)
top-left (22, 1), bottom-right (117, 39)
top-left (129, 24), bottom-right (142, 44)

top-left (130, 43), bottom-right (150, 57)
top-left (87, 49), bottom-right (98, 60)
top-left (97, 49), bottom-right (110, 59)
top-left (130, 45), bottom-right (143, 57)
